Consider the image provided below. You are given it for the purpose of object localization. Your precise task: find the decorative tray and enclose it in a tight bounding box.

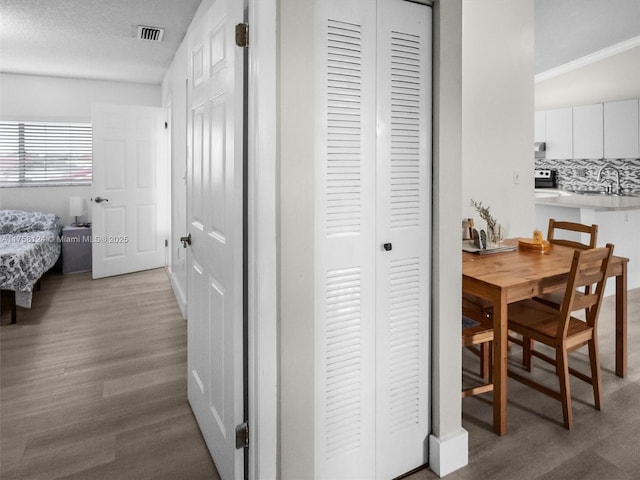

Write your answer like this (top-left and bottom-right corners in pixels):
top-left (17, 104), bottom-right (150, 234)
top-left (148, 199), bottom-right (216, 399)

top-left (517, 238), bottom-right (551, 252)
top-left (462, 240), bottom-right (517, 255)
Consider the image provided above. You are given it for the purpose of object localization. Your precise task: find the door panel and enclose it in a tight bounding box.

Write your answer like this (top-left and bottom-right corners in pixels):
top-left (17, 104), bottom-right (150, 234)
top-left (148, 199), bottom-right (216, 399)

top-left (314, 1), bottom-right (431, 478)
top-left (314, 0), bottom-right (377, 477)
top-left (91, 104), bottom-right (165, 279)
top-left (186, 1), bottom-right (245, 479)
top-left (375, 2), bottom-right (431, 478)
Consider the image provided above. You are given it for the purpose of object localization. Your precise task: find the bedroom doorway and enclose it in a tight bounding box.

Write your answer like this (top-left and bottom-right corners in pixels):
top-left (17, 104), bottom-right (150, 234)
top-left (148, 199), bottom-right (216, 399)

top-left (90, 103), bottom-right (167, 279)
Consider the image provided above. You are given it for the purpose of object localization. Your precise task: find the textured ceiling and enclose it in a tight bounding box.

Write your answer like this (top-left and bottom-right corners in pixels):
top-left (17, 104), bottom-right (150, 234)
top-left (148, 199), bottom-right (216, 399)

top-left (0, 0), bottom-right (203, 84)
top-left (536, 0), bottom-right (640, 74)
top-left (4, 0), bottom-right (638, 83)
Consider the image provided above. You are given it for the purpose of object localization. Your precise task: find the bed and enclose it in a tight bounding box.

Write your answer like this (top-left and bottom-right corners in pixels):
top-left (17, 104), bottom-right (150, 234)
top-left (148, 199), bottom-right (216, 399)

top-left (0, 209), bottom-right (61, 324)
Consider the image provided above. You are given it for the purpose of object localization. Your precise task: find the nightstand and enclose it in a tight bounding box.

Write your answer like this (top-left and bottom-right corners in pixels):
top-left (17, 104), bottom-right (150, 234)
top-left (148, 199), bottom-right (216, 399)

top-left (61, 225), bottom-right (92, 274)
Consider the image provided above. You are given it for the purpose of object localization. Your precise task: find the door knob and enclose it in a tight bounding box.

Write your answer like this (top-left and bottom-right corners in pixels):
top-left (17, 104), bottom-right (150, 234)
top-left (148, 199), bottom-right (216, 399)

top-left (383, 243), bottom-right (392, 251)
top-left (92, 196), bottom-right (109, 203)
top-left (180, 233), bottom-right (192, 248)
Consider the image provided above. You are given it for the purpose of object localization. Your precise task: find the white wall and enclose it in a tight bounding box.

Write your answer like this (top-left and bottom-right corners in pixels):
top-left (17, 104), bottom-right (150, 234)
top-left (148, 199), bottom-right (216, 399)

top-left (0, 73), bottom-right (161, 225)
top-left (429, 0), bottom-right (466, 476)
top-left (461, 0), bottom-right (535, 238)
top-left (279, 0), bottom-right (315, 477)
top-left (161, 39), bottom-right (189, 315)
top-left (536, 46), bottom-right (640, 110)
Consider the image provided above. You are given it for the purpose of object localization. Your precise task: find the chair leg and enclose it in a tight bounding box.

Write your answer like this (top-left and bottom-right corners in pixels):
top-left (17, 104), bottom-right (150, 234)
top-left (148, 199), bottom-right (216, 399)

top-left (523, 337), bottom-right (533, 371)
top-left (557, 346), bottom-right (573, 429)
top-left (588, 338), bottom-right (603, 410)
top-left (488, 342), bottom-right (493, 383)
top-left (480, 343), bottom-right (490, 380)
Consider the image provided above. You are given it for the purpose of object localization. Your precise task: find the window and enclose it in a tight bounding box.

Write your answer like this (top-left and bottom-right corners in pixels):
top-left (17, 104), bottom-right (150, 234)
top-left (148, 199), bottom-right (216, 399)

top-left (0, 121), bottom-right (92, 187)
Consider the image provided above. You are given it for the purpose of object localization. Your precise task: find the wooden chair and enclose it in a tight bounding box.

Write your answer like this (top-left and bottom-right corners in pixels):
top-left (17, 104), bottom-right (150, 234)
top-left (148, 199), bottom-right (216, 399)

top-left (462, 305), bottom-right (494, 398)
top-left (462, 293), bottom-right (492, 319)
top-left (507, 244), bottom-right (613, 429)
top-left (546, 218), bottom-right (598, 250)
top-left (522, 219), bottom-right (599, 365)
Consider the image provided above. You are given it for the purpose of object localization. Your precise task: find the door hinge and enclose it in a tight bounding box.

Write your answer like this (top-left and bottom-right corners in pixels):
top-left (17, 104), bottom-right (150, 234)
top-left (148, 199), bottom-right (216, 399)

top-left (235, 23), bottom-right (249, 48)
top-left (164, 121), bottom-right (168, 129)
top-left (164, 239), bottom-right (168, 247)
top-left (235, 421), bottom-right (249, 449)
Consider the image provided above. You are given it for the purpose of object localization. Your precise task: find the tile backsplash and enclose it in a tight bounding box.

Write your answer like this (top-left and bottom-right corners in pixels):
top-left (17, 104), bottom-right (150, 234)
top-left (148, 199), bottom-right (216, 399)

top-left (535, 158), bottom-right (640, 192)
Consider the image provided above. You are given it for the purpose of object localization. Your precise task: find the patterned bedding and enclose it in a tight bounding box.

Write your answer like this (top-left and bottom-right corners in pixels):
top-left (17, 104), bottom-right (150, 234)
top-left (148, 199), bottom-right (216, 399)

top-left (0, 210), bottom-right (61, 308)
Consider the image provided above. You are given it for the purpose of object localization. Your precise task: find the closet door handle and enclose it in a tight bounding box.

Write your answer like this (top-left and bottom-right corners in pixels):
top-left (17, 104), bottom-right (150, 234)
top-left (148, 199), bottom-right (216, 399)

top-left (383, 243), bottom-right (392, 251)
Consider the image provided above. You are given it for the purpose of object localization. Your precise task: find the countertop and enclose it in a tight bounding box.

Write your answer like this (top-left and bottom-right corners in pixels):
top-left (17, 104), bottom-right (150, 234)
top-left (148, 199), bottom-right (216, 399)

top-left (535, 189), bottom-right (640, 211)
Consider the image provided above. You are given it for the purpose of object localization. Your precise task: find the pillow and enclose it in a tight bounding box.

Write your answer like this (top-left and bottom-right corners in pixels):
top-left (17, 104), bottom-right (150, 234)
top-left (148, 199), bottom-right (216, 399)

top-left (0, 210), bottom-right (59, 234)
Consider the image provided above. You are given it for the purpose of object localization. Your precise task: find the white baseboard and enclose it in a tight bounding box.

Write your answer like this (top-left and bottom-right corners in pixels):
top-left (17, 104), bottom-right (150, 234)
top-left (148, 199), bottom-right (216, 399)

top-left (167, 268), bottom-right (187, 319)
top-left (428, 429), bottom-right (468, 477)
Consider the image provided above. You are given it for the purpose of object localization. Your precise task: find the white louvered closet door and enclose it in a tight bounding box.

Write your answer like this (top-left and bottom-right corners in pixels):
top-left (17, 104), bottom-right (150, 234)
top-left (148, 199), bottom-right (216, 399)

top-left (314, 0), bottom-right (377, 478)
top-left (314, 1), bottom-right (431, 479)
top-left (374, 1), bottom-right (431, 478)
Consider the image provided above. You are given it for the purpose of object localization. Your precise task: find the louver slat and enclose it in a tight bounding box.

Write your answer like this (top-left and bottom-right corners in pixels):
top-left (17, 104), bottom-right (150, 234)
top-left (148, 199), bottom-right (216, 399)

top-left (389, 31), bottom-right (422, 229)
top-left (326, 20), bottom-right (363, 237)
top-left (324, 266), bottom-right (362, 458)
top-left (388, 257), bottom-right (421, 432)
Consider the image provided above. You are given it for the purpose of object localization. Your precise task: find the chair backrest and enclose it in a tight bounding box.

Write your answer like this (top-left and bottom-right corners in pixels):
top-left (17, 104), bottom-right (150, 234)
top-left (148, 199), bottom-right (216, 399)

top-left (547, 218), bottom-right (598, 250)
top-left (557, 244), bottom-right (614, 339)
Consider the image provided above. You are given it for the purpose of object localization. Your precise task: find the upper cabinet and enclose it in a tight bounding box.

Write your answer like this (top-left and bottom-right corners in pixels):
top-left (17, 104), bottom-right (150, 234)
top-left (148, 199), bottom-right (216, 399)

top-left (545, 107), bottom-right (573, 160)
top-left (537, 98), bottom-right (640, 160)
top-left (604, 99), bottom-right (639, 159)
top-left (573, 103), bottom-right (603, 159)
top-left (534, 111), bottom-right (546, 143)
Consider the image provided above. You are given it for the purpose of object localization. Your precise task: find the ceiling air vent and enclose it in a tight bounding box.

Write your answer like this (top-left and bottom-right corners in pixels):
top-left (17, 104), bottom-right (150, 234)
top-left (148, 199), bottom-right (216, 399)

top-left (137, 25), bottom-right (165, 42)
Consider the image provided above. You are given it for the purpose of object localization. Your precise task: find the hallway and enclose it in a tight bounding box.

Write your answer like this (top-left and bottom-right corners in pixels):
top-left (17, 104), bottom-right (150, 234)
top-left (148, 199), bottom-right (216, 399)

top-left (1, 269), bottom-right (219, 479)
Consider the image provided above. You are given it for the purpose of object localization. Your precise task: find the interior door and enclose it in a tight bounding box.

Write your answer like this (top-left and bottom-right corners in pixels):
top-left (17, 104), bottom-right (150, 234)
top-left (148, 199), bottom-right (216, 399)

top-left (314, 0), bottom-right (377, 477)
top-left (374, 1), bottom-right (431, 478)
top-left (186, 1), bottom-right (245, 480)
top-left (314, 0), bottom-right (431, 478)
top-left (91, 104), bottom-right (165, 279)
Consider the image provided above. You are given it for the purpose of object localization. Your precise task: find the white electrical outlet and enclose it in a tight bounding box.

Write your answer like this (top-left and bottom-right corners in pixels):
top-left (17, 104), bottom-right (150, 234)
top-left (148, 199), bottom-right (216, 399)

top-left (513, 170), bottom-right (520, 184)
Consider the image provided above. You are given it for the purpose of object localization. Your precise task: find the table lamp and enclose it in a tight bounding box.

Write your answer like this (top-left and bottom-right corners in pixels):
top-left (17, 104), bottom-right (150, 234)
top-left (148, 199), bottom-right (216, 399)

top-left (69, 196), bottom-right (83, 226)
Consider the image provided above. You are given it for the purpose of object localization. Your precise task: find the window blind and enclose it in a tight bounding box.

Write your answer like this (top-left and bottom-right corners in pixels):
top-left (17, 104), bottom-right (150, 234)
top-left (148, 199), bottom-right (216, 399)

top-left (0, 121), bottom-right (92, 187)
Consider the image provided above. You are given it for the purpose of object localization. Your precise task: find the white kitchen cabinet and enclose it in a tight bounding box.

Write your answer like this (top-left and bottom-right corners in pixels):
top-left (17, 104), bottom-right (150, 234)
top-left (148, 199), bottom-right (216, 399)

top-left (534, 111), bottom-right (546, 143)
top-left (535, 204), bottom-right (640, 294)
top-left (545, 107), bottom-right (573, 159)
top-left (573, 103), bottom-right (603, 159)
top-left (604, 98), bottom-right (639, 159)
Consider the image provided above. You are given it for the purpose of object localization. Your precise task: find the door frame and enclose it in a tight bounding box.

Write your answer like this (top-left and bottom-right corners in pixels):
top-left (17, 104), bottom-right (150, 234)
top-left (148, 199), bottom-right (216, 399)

top-left (247, 0), bottom-right (278, 479)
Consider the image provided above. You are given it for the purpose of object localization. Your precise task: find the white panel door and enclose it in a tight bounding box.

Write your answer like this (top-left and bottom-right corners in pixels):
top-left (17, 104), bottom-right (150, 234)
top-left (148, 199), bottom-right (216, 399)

top-left (91, 104), bottom-right (165, 279)
top-left (314, 1), bottom-right (431, 478)
top-left (374, 1), bottom-right (431, 478)
top-left (186, 1), bottom-right (245, 480)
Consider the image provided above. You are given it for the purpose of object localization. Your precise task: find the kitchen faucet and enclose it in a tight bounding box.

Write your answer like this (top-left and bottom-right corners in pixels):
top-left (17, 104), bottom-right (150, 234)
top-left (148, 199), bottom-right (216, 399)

top-left (597, 163), bottom-right (622, 194)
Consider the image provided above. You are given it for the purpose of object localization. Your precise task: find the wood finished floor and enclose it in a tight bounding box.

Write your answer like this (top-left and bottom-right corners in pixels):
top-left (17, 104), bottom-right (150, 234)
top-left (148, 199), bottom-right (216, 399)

top-left (2, 270), bottom-right (639, 479)
top-left (1, 269), bottom-right (220, 480)
top-left (411, 287), bottom-right (640, 480)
